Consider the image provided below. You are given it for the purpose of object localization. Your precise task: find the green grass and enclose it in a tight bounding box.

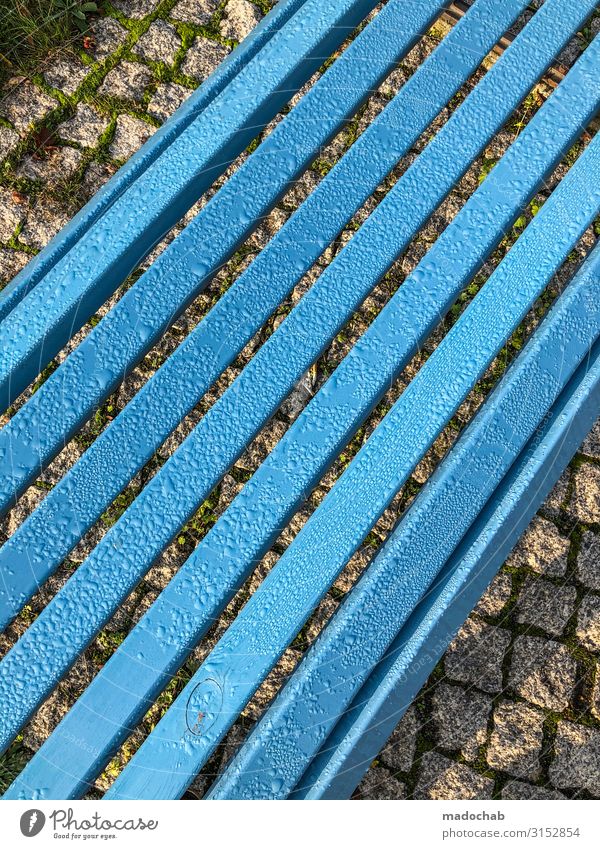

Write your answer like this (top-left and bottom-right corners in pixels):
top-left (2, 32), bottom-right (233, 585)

top-left (0, 1), bottom-right (97, 87)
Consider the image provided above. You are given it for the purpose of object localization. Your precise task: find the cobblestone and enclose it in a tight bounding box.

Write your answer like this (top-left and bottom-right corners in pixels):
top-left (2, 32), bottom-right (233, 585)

top-left (147, 83), bottom-right (191, 123)
top-left (486, 701), bottom-right (545, 780)
top-left (112, 0), bottom-right (159, 18)
top-left (17, 147), bottom-right (83, 185)
top-left (109, 114), bottom-right (156, 161)
top-left (414, 752), bottom-right (494, 800)
top-left (501, 780), bottom-right (565, 800)
top-left (509, 637), bottom-right (577, 711)
top-left (134, 21), bottom-right (181, 65)
top-left (57, 104), bottom-right (110, 148)
top-left (473, 572), bottom-right (512, 617)
top-left (171, 0), bottom-right (220, 24)
top-left (0, 81), bottom-right (58, 132)
top-left (444, 618), bottom-right (510, 693)
top-left (17, 200), bottom-right (69, 250)
top-left (44, 55), bottom-right (90, 95)
top-left (575, 594), bottom-right (600, 652)
top-left (506, 517), bottom-right (569, 577)
top-left (90, 17), bottom-right (129, 59)
top-left (516, 578), bottom-right (576, 636)
top-left (550, 721), bottom-right (600, 796)
top-left (0, 126), bottom-right (20, 162)
top-left (577, 532), bottom-right (600, 589)
top-left (355, 767), bottom-right (406, 800)
top-left (379, 706), bottom-right (418, 773)
top-left (220, 0), bottom-right (262, 41)
top-left (570, 463), bottom-right (600, 524)
top-left (582, 421), bottom-right (600, 459)
top-left (432, 683), bottom-right (491, 760)
top-left (0, 248), bottom-right (28, 284)
top-left (181, 38), bottom-right (230, 81)
top-left (99, 61), bottom-right (153, 102)
top-left (0, 188), bottom-right (25, 242)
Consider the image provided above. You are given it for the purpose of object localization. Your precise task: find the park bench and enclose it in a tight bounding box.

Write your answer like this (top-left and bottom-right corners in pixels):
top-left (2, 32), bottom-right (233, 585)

top-left (1, 0), bottom-right (599, 799)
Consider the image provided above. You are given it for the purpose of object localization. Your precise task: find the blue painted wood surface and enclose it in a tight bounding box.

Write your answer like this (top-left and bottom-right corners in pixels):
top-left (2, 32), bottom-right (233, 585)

top-left (1, 0), bottom-right (599, 802)
top-left (209, 244), bottom-right (600, 799)
top-left (0, 0), bottom-right (584, 767)
top-left (294, 336), bottom-right (600, 800)
top-left (5, 20), bottom-right (600, 801)
top-left (0, 0), bottom-right (380, 410)
top-left (0, 0), bottom-right (526, 626)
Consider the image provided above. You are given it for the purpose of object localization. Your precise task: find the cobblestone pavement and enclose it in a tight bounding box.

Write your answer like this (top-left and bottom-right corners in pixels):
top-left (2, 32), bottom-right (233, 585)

top-left (1, 1), bottom-right (599, 800)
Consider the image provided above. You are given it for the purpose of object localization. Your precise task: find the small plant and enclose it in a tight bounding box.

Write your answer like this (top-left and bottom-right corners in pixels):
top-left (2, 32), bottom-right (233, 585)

top-left (55, 0), bottom-right (98, 32)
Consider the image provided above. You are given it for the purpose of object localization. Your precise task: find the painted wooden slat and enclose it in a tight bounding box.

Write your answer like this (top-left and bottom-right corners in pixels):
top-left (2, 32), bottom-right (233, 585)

top-left (0, 0), bottom-right (527, 624)
top-left (0, 0), bottom-right (310, 323)
top-left (209, 246), bottom-right (600, 800)
top-left (103, 134), bottom-right (600, 800)
top-left (0, 0), bottom-right (381, 410)
top-left (4, 32), bottom-right (599, 802)
top-left (0, 0), bottom-right (593, 775)
top-left (293, 338), bottom-right (600, 801)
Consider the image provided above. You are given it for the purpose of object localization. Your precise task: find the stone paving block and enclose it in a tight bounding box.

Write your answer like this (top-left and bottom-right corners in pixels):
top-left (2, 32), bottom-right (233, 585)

top-left (0, 81), bottom-right (58, 133)
top-left (44, 55), bottom-right (90, 95)
top-left (109, 114), bottom-right (156, 161)
top-left (134, 21), bottom-right (181, 65)
top-left (501, 780), bottom-right (566, 800)
top-left (112, 0), bottom-right (159, 18)
top-left (473, 572), bottom-right (512, 617)
top-left (582, 420), bottom-right (600, 459)
top-left (543, 471), bottom-right (571, 518)
top-left (81, 161), bottom-right (118, 201)
top-left (99, 61), bottom-right (153, 103)
top-left (220, 0), bottom-right (262, 41)
top-left (575, 593), bottom-right (600, 652)
top-left (0, 248), bottom-right (28, 285)
top-left (592, 661), bottom-right (600, 721)
top-left (171, 0), bottom-right (220, 24)
top-left (0, 126), bottom-right (20, 162)
top-left (516, 578), bottom-right (576, 636)
top-left (90, 17), bottom-right (129, 59)
top-left (17, 147), bottom-right (83, 186)
top-left (432, 683), bottom-right (491, 761)
top-left (577, 532), bottom-right (600, 590)
top-left (57, 104), bottom-right (110, 148)
top-left (355, 766), bottom-right (406, 800)
top-left (444, 618), bottom-right (510, 693)
top-left (181, 37), bottom-right (230, 81)
top-left (147, 83), bottom-right (191, 123)
top-left (18, 200), bottom-right (69, 250)
top-left (414, 752), bottom-right (493, 800)
top-left (0, 187), bottom-right (25, 242)
top-left (487, 701), bottom-right (545, 780)
top-left (509, 636), bottom-right (576, 711)
top-left (506, 517), bottom-right (569, 577)
top-left (569, 463), bottom-right (600, 524)
top-left (379, 705), bottom-right (418, 773)
top-left (550, 721), bottom-right (600, 796)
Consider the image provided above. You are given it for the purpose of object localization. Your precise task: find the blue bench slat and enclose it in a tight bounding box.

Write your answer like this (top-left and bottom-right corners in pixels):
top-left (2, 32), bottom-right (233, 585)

top-left (0, 0), bottom-right (380, 410)
top-left (0, 0), bottom-right (591, 771)
top-left (103, 132), bottom-right (600, 800)
top-left (6, 32), bottom-right (599, 801)
top-left (208, 246), bottom-right (600, 799)
top-left (0, 0), bottom-right (524, 624)
top-left (0, 0), bottom-right (309, 324)
top-left (294, 336), bottom-right (600, 800)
